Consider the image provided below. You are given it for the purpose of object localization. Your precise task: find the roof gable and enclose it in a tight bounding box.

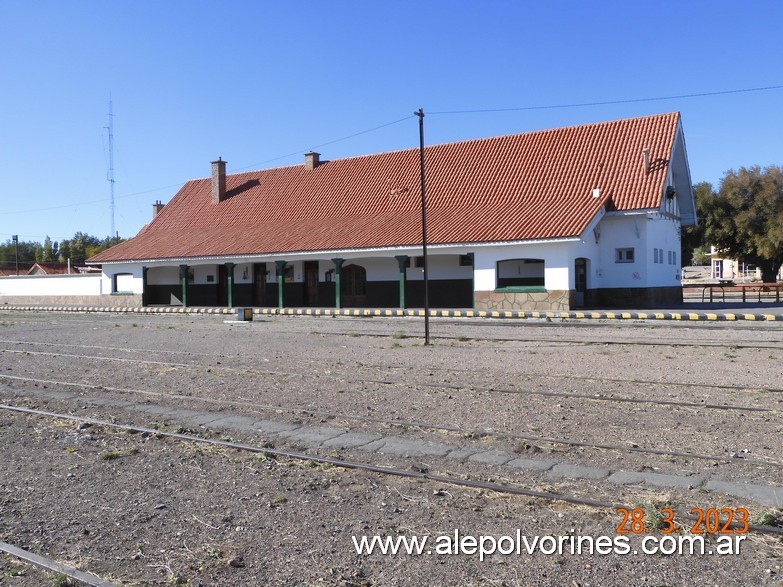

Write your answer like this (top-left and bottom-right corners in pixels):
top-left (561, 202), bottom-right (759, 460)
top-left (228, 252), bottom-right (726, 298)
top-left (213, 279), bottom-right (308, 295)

top-left (90, 112), bottom-right (681, 263)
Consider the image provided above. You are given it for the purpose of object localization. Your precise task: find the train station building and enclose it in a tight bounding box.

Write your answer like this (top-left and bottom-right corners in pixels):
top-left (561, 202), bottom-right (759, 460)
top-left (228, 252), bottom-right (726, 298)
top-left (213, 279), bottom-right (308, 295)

top-left (88, 112), bottom-right (695, 311)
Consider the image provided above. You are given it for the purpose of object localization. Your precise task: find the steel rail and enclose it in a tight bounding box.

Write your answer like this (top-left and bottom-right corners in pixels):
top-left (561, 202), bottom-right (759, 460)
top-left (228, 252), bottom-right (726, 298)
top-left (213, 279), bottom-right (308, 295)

top-left (2, 346), bottom-right (780, 408)
top-left (0, 338), bottom-right (218, 358)
top-left (0, 540), bottom-right (118, 587)
top-left (2, 373), bottom-right (781, 468)
top-left (1, 403), bottom-right (781, 538)
top-left (3, 337), bottom-right (783, 395)
top-left (0, 348), bottom-right (193, 368)
top-left (314, 329), bottom-right (783, 350)
top-left (5, 327), bottom-right (783, 353)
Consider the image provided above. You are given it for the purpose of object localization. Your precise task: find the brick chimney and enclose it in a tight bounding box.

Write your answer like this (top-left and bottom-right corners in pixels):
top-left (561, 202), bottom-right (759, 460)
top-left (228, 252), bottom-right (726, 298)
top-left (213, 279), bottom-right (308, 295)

top-left (304, 151), bottom-right (320, 170)
top-left (152, 200), bottom-right (164, 218)
top-left (212, 158), bottom-right (227, 203)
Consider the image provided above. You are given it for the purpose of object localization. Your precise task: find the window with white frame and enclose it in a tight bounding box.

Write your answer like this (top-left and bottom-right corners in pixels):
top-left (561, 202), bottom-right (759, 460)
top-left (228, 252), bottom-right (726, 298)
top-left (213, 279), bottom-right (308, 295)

top-left (113, 273), bottom-right (134, 293)
top-left (496, 258), bottom-right (544, 287)
top-left (616, 248), bottom-right (635, 263)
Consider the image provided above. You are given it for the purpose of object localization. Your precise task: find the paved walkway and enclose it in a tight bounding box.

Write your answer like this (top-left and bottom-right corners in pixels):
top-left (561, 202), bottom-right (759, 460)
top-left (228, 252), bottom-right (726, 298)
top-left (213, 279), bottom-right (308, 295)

top-left (8, 386), bottom-right (782, 508)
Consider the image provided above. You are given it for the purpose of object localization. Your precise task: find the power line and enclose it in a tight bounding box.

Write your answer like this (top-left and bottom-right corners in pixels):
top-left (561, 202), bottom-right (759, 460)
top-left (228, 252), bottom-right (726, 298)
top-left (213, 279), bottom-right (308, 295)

top-left (105, 98), bottom-right (116, 238)
top-left (231, 115), bottom-right (414, 172)
top-left (6, 84), bottom-right (782, 219)
top-left (3, 115), bottom-right (415, 216)
top-left (430, 84), bottom-right (783, 115)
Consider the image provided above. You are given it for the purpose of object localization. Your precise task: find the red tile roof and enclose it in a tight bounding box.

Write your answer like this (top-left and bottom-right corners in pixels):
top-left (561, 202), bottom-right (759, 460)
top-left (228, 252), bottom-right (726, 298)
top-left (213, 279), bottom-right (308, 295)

top-left (90, 113), bottom-right (681, 263)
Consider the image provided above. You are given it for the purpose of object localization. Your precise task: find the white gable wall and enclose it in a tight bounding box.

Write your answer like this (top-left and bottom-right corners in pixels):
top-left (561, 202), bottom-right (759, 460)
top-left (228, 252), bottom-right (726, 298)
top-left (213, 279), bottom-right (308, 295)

top-left (593, 215), bottom-right (648, 288)
top-left (646, 215), bottom-right (682, 285)
top-left (592, 214), bottom-right (681, 289)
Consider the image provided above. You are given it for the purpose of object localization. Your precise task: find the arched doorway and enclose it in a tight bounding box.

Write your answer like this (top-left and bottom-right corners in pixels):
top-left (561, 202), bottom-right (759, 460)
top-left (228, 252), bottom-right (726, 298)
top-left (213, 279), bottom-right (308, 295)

top-left (341, 264), bottom-right (367, 307)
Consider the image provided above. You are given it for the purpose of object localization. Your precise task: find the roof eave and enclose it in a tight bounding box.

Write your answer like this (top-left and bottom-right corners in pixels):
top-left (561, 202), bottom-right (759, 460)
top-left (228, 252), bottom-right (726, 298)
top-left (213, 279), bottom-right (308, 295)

top-left (90, 237), bottom-right (584, 266)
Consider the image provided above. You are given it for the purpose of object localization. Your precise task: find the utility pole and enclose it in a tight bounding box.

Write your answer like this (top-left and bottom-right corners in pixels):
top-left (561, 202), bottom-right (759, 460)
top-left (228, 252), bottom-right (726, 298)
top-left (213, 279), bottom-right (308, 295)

top-left (105, 98), bottom-right (116, 239)
top-left (12, 235), bottom-right (18, 276)
top-left (414, 108), bottom-right (431, 345)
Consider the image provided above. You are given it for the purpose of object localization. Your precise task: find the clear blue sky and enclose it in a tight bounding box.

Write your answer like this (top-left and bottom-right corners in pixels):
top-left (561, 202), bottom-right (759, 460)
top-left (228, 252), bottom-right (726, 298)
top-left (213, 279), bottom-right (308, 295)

top-left (2, 1), bottom-right (782, 245)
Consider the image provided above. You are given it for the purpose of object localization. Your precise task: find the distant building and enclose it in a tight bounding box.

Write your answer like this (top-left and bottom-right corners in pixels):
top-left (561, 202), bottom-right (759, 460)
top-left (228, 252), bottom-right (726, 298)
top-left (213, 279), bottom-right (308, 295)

top-left (89, 112), bottom-right (695, 310)
top-left (27, 262), bottom-right (74, 275)
top-left (708, 248), bottom-right (783, 283)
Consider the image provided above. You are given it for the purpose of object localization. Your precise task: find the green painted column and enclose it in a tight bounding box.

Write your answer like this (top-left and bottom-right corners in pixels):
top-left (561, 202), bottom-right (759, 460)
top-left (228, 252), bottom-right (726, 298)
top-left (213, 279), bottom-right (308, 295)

top-left (394, 255), bottom-right (409, 309)
top-left (331, 258), bottom-right (344, 309)
top-left (224, 262), bottom-right (235, 308)
top-left (178, 264), bottom-right (189, 308)
top-left (275, 260), bottom-right (287, 309)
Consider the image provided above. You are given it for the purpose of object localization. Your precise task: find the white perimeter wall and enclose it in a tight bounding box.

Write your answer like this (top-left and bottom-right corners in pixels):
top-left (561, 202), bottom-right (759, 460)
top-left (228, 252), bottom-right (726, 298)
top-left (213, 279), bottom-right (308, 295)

top-left (0, 274), bottom-right (104, 297)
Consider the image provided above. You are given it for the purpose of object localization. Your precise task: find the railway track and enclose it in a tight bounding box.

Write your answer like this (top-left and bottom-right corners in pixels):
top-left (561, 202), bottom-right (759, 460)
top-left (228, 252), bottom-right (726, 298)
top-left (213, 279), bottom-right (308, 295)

top-left (6, 312), bottom-right (783, 349)
top-left (2, 315), bottom-right (780, 477)
top-left (2, 332), bottom-right (780, 471)
top-left (0, 541), bottom-right (118, 587)
top-left (2, 402), bottom-right (782, 538)
top-left (2, 371), bottom-right (781, 469)
top-left (2, 314), bottom-right (782, 585)
top-left (316, 329), bottom-right (783, 350)
top-left (2, 340), bottom-right (782, 403)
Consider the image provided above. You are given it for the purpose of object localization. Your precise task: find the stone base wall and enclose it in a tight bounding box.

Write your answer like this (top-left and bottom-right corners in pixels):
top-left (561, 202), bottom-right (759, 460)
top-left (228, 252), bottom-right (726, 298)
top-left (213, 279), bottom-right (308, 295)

top-left (590, 286), bottom-right (682, 308)
top-left (0, 294), bottom-right (143, 307)
top-left (475, 290), bottom-right (572, 311)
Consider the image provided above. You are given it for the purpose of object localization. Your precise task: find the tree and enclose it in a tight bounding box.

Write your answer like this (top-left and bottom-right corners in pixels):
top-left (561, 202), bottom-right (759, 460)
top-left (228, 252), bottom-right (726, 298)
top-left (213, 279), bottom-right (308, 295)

top-left (58, 239), bottom-right (71, 264)
top-left (703, 165), bottom-right (783, 283)
top-left (58, 232), bottom-right (101, 265)
top-left (681, 181), bottom-right (715, 266)
top-left (42, 236), bottom-right (56, 262)
top-left (0, 238), bottom-right (39, 268)
top-left (57, 232), bottom-right (124, 265)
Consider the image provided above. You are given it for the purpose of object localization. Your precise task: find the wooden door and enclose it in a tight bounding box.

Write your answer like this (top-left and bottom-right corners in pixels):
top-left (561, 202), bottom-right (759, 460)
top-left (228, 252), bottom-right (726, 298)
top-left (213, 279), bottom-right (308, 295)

top-left (304, 261), bottom-right (319, 306)
top-left (253, 263), bottom-right (267, 306)
top-left (341, 264), bottom-right (367, 307)
top-left (574, 258), bottom-right (587, 308)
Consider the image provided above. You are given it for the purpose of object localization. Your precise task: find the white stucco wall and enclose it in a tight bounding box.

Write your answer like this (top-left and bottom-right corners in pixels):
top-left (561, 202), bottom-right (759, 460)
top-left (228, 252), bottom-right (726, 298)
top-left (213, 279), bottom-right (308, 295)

top-left (99, 263), bottom-right (145, 294)
top-left (99, 212), bottom-right (683, 301)
top-left (146, 266), bottom-right (179, 286)
top-left (0, 274), bottom-right (104, 297)
top-left (132, 255), bottom-right (473, 288)
top-left (474, 242), bottom-right (573, 291)
top-left (591, 213), bottom-right (680, 289)
top-left (144, 263), bottom-right (255, 286)
top-left (592, 215), bottom-right (648, 289)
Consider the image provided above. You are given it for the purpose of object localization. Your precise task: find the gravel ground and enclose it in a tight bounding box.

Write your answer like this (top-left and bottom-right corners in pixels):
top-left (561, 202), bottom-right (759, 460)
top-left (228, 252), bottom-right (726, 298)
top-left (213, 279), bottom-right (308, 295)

top-left (0, 311), bottom-right (782, 586)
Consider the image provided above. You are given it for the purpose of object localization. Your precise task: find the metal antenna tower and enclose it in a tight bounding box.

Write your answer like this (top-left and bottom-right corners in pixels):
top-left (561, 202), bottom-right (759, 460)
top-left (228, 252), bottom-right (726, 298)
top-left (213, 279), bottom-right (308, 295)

top-left (105, 99), bottom-right (116, 238)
